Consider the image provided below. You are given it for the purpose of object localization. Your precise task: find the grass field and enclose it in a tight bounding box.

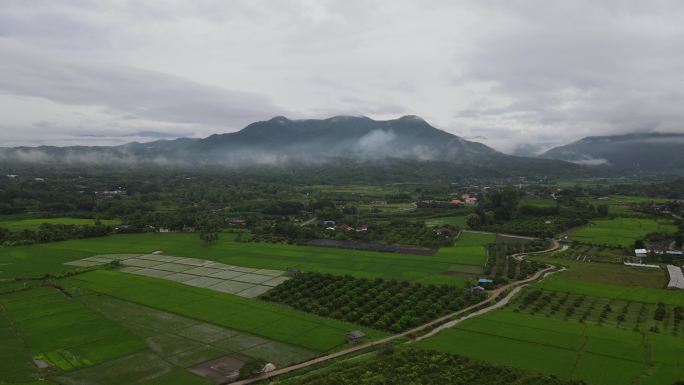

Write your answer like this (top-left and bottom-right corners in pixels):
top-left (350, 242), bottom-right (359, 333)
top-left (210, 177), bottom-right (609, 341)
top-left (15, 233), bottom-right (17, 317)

top-left (65, 270), bottom-right (386, 352)
top-left (1, 231), bottom-right (494, 286)
top-left (0, 217), bottom-right (121, 230)
top-left (536, 274), bottom-right (684, 306)
top-left (0, 287), bottom-right (145, 374)
top-left (529, 257), bottom-right (667, 288)
top-left (570, 218), bottom-right (677, 247)
top-left (424, 215), bottom-right (467, 227)
top-left (415, 308), bottom-right (684, 385)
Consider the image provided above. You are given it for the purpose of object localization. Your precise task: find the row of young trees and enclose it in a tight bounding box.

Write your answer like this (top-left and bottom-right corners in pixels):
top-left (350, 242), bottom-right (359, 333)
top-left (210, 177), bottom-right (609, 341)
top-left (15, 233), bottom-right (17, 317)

top-left (261, 272), bottom-right (484, 333)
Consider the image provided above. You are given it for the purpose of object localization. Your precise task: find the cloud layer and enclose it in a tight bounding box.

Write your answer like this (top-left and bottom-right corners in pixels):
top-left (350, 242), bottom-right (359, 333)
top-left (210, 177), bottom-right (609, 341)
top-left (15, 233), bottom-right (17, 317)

top-left (1, 1), bottom-right (683, 151)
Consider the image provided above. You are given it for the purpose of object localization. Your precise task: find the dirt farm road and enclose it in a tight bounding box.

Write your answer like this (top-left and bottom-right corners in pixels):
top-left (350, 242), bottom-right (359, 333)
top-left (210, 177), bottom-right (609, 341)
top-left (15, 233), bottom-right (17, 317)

top-left (231, 240), bottom-right (561, 385)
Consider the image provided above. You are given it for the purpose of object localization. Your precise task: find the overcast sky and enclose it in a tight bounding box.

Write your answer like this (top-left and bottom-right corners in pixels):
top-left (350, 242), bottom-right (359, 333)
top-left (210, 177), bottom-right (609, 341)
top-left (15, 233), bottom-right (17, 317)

top-left (1, 1), bottom-right (684, 153)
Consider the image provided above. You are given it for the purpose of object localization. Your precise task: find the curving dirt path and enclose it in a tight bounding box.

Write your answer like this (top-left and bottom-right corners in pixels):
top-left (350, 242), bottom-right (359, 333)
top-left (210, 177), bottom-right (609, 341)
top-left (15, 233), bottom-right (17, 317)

top-left (230, 239), bottom-right (562, 385)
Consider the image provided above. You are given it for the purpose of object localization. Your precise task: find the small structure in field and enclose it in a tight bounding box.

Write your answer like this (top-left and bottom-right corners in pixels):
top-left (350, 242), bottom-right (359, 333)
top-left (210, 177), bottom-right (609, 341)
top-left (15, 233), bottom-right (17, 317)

top-left (229, 219), bottom-right (246, 226)
top-left (261, 363), bottom-right (277, 373)
top-left (287, 267), bottom-right (301, 276)
top-left (434, 227), bottom-right (455, 237)
top-left (450, 199), bottom-right (464, 205)
top-left (356, 224), bottom-right (369, 232)
top-left (478, 278), bottom-right (494, 285)
top-left (471, 286), bottom-right (485, 292)
top-left (346, 330), bottom-right (365, 343)
top-left (634, 249), bottom-right (648, 258)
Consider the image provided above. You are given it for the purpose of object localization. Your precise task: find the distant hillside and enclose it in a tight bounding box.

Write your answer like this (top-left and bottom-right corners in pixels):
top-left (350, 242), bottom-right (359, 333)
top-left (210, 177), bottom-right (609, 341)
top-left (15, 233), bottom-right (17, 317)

top-left (540, 133), bottom-right (684, 174)
top-left (186, 115), bottom-right (498, 163)
top-left (0, 115), bottom-right (590, 177)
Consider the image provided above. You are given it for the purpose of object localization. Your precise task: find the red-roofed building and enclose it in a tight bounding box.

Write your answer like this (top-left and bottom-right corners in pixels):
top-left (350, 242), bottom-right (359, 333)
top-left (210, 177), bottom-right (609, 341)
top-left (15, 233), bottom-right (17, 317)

top-left (450, 199), bottom-right (464, 205)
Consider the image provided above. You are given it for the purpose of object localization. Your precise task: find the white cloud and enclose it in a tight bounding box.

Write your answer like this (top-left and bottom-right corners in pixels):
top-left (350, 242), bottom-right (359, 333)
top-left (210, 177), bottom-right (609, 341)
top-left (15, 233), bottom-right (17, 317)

top-left (0, 1), bottom-right (683, 151)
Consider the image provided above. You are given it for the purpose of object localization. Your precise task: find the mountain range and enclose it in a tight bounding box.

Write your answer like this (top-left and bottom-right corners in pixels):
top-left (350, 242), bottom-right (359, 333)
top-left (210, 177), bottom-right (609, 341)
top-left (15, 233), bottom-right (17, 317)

top-left (1, 116), bottom-right (681, 176)
top-left (0, 115), bottom-right (566, 171)
top-left (540, 132), bottom-right (684, 174)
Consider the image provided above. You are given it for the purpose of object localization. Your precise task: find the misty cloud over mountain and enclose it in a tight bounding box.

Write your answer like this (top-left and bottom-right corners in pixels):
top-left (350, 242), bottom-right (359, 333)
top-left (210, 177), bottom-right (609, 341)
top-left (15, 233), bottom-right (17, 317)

top-left (0, 115), bottom-right (595, 180)
top-left (541, 133), bottom-right (684, 173)
top-left (0, 116), bottom-right (494, 166)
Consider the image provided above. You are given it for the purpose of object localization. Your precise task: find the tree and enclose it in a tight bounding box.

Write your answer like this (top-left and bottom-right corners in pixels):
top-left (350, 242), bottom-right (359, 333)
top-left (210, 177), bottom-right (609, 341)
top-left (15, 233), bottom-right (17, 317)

top-left (634, 239), bottom-right (645, 249)
top-left (675, 232), bottom-right (683, 248)
top-left (199, 230), bottom-right (218, 243)
top-left (466, 213), bottom-right (481, 228)
top-left (484, 210), bottom-right (496, 225)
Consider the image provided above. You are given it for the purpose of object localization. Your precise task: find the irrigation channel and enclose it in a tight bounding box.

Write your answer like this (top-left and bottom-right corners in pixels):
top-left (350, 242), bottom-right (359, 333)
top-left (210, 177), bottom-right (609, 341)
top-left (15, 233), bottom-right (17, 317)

top-left (231, 236), bottom-right (562, 385)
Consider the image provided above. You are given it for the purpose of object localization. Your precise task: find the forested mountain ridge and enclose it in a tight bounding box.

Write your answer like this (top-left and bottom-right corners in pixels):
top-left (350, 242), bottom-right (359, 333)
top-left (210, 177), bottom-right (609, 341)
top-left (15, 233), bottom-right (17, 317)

top-left (0, 115), bottom-right (590, 177)
top-left (540, 132), bottom-right (684, 174)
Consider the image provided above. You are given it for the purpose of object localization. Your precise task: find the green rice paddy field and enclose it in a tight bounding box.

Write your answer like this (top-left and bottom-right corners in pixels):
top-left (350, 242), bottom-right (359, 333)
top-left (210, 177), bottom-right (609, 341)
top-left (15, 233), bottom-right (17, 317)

top-left (415, 308), bottom-right (684, 385)
top-left (0, 217), bottom-right (121, 230)
top-left (417, 260), bottom-right (684, 385)
top-left (0, 231), bottom-right (494, 285)
top-left (0, 229), bottom-right (493, 383)
top-left (65, 270), bottom-right (385, 352)
top-left (570, 218), bottom-right (677, 247)
top-left (0, 277), bottom-right (342, 384)
top-left (0, 287), bottom-right (146, 382)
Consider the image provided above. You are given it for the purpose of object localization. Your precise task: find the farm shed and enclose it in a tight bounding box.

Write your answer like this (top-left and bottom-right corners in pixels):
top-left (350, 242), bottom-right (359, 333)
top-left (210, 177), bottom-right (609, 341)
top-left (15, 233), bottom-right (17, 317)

top-left (346, 330), bottom-right (365, 343)
top-left (634, 249), bottom-right (648, 257)
top-left (478, 278), bottom-right (494, 285)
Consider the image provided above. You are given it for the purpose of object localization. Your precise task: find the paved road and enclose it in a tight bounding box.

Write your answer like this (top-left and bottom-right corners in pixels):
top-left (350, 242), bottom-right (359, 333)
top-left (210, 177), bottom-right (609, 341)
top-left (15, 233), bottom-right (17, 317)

top-left (415, 285), bottom-right (525, 340)
top-left (231, 241), bottom-right (560, 385)
top-left (418, 240), bottom-right (563, 340)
